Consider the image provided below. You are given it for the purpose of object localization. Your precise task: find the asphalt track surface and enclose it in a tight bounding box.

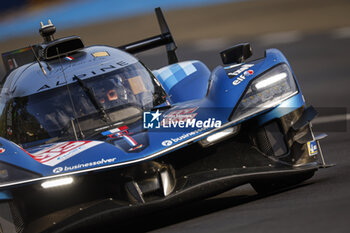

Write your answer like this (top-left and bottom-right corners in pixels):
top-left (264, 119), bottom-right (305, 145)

top-left (0, 0), bottom-right (350, 232)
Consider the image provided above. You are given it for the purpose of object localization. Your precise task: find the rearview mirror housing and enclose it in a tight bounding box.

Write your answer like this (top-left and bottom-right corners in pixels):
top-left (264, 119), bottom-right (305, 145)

top-left (220, 43), bottom-right (253, 64)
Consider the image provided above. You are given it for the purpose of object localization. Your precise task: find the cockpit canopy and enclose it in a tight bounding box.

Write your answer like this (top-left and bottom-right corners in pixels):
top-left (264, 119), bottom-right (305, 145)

top-left (0, 62), bottom-right (166, 147)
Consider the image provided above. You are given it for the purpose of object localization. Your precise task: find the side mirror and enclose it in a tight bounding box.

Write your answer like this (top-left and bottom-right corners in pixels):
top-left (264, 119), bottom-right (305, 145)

top-left (220, 43), bottom-right (252, 64)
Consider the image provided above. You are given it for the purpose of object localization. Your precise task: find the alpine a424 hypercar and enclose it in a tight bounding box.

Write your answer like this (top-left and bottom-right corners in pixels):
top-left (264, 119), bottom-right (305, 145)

top-left (0, 8), bottom-right (331, 233)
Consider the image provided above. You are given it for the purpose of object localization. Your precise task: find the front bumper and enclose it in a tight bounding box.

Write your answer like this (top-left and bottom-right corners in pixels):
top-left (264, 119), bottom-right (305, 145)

top-left (2, 106), bottom-right (326, 233)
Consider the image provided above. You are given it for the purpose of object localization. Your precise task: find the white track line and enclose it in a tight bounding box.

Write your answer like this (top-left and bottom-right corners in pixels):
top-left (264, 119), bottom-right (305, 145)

top-left (313, 113), bottom-right (350, 124)
top-left (258, 31), bottom-right (302, 46)
top-left (331, 27), bottom-right (350, 39)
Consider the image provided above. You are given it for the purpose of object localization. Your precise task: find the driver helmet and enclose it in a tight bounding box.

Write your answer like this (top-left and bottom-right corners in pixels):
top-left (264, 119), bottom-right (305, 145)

top-left (94, 78), bottom-right (125, 106)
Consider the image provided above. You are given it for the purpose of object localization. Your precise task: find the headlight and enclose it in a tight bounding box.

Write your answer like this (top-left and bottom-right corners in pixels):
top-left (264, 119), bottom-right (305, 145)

top-left (199, 125), bottom-right (240, 147)
top-left (41, 177), bottom-right (74, 189)
top-left (231, 64), bottom-right (298, 121)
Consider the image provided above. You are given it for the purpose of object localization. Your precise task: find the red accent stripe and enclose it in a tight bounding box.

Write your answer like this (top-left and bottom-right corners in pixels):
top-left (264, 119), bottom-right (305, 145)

top-left (118, 126), bottom-right (128, 131)
top-left (123, 135), bottom-right (137, 146)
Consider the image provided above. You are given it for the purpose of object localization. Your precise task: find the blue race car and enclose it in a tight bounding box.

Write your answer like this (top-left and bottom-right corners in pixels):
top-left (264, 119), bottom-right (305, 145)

top-left (0, 8), bottom-right (331, 233)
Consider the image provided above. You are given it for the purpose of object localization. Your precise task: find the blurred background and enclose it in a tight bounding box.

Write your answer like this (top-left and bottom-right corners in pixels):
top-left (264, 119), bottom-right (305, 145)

top-left (1, 1), bottom-right (350, 232)
top-left (0, 0), bottom-right (349, 109)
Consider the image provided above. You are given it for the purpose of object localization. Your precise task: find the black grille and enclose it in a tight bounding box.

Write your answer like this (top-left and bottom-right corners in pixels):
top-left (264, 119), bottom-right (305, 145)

top-left (255, 121), bottom-right (288, 157)
top-left (9, 202), bottom-right (24, 233)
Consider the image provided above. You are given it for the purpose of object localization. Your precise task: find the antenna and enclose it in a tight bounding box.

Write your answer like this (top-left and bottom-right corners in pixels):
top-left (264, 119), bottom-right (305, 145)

top-left (56, 47), bottom-right (85, 140)
top-left (30, 45), bottom-right (47, 75)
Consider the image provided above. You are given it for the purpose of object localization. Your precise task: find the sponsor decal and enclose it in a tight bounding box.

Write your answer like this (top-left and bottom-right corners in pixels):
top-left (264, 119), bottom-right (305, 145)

top-left (232, 69), bottom-right (254, 86)
top-left (161, 127), bottom-right (207, 146)
top-left (161, 140), bottom-right (173, 146)
top-left (92, 51), bottom-right (110, 57)
top-left (102, 125), bottom-right (129, 136)
top-left (128, 144), bottom-right (144, 151)
top-left (52, 157), bottom-right (117, 174)
top-left (53, 167), bottom-right (63, 174)
top-left (227, 64), bottom-right (254, 77)
top-left (144, 108), bottom-right (221, 130)
top-left (307, 141), bottom-right (318, 156)
top-left (0, 148), bottom-right (5, 153)
top-left (227, 64), bottom-right (254, 86)
top-left (31, 141), bottom-right (103, 166)
top-left (244, 70), bottom-right (254, 76)
top-left (65, 56), bottom-right (74, 61)
top-left (102, 126), bottom-right (143, 151)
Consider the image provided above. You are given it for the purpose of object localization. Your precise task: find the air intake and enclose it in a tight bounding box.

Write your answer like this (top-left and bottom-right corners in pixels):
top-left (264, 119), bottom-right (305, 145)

top-left (39, 36), bottom-right (84, 60)
top-left (38, 20), bottom-right (84, 60)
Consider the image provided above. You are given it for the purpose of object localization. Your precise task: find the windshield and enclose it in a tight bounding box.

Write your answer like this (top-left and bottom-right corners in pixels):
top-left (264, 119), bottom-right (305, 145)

top-left (2, 62), bottom-right (166, 146)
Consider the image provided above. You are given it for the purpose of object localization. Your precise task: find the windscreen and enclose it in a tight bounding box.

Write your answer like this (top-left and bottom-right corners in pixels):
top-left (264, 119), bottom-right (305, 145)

top-left (1, 62), bottom-right (166, 146)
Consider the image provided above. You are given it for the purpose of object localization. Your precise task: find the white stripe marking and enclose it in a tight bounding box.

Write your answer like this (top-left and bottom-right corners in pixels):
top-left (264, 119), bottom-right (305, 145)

top-left (313, 113), bottom-right (350, 124)
top-left (259, 31), bottom-right (302, 46)
top-left (331, 27), bottom-right (350, 39)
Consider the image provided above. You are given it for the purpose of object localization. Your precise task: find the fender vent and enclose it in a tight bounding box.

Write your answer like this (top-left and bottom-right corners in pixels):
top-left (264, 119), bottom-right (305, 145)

top-left (255, 121), bottom-right (288, 157)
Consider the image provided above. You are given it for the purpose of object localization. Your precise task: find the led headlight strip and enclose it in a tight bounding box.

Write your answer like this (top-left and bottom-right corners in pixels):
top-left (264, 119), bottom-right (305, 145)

top-left (231, 63), bottom-right (298, 122)
top-left (199, 125), bottom-right (240, 147)
top-left (41, 177), bottom-right (73, 189)
top-left (254, 72), bottom-right (288, 90)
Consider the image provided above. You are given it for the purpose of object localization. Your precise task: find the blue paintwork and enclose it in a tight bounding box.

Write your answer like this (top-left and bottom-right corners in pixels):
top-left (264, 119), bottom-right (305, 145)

top-left (0, 46), bottom-right (305, 187)
top-left (153, 60), bottom-right (211, 103)
top-left (0, 191), bottom-right (12, 200)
